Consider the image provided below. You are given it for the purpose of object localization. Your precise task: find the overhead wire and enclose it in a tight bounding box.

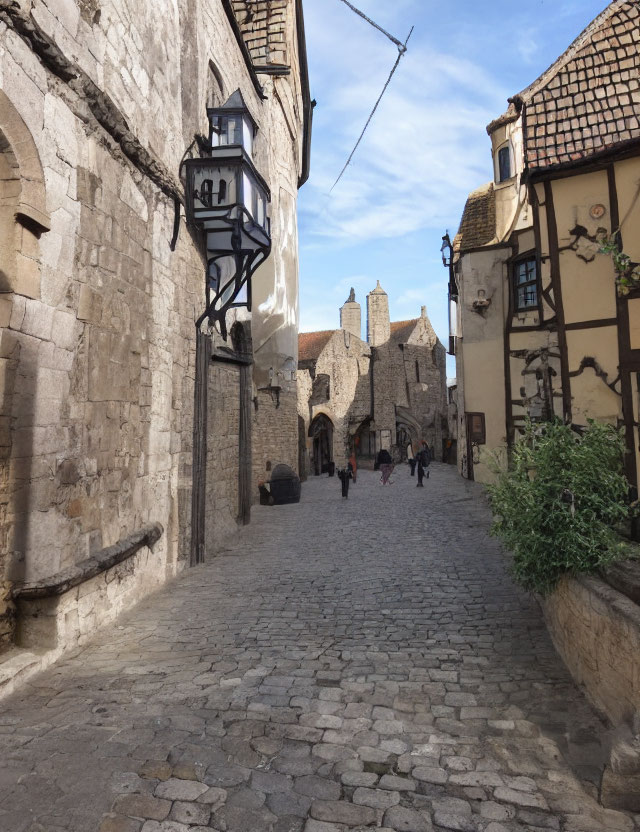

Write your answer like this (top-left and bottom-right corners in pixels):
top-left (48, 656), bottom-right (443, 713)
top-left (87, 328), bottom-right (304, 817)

top-left (330, 25), bottom-right (414, 193)
top-left (337, 0), bottom-right (408, 51)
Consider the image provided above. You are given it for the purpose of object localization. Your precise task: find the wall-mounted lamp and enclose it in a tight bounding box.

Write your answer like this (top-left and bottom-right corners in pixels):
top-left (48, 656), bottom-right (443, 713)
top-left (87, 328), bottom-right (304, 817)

top-left (183, 90), bottom-right (271, 339)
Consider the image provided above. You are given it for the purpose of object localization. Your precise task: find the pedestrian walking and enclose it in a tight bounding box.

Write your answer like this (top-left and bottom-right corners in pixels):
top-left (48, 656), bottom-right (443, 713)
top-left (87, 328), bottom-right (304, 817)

top-left (377, 448), bottom-right (394, 485)
top-left (348, 450), bottom-right (357, 484)
top-left (338, 467), bottom-right (352, 498)
top-left (416, 441), bottom-right (431, 488)
top-left (407, 441), bottom-right (416, 476)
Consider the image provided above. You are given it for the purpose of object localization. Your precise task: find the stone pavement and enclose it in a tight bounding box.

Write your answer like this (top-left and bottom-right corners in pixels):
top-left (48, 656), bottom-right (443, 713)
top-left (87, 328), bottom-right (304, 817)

top-left (0, 464), bottom-right (637, 832)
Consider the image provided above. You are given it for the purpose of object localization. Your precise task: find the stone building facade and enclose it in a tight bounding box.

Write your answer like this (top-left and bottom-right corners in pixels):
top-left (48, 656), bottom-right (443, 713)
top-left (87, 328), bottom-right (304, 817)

top-left (0, 0), bottom-right (311, 657)
top-left (448, 0), bottom-right (640, 485)
top-left (298, 283), bottom-right (447, 476)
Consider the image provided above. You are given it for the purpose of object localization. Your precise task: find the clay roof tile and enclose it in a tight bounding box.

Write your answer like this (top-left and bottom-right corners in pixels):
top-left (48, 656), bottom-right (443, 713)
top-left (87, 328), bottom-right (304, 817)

top-left (298, 330), bottom-right (336, 362)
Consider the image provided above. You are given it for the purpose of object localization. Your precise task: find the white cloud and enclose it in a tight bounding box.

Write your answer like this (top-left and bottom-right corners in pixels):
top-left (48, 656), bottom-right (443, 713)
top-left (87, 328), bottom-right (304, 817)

top-left (299, 2), bottom-right (508, 246)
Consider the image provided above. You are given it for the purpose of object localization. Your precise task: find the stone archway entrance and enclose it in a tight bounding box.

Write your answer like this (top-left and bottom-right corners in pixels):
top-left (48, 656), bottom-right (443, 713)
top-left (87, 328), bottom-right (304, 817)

top-left (309, 414), bottom-right (333, 476)
top-left (353, 417), bottom-right (375, 460)
top-left (396, 423), bottom-right (414, 461)
top-left (0, 92), bottom-right (50, 649)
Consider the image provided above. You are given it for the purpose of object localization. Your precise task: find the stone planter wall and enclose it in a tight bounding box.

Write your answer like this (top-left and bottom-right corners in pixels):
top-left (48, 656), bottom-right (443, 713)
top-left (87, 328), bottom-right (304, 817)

top-left (541, 575), bottom-right (640, 726)
top-left (541, 574), bottom-right (640, 811)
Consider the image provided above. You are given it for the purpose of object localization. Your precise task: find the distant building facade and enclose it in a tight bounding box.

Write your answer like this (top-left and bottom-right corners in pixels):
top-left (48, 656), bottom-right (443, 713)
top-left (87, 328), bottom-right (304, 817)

top-left (0, 0), bottom-right (311, 659)
top-left (298, 283), bottom-right (447, 475)
top-left (448, 0), bottom-right (640, 485)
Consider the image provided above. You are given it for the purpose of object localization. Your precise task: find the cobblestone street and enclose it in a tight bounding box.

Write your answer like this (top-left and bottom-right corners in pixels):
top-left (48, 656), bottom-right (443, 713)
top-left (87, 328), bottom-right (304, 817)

top-left (0, 464), bottom-right (637, 832)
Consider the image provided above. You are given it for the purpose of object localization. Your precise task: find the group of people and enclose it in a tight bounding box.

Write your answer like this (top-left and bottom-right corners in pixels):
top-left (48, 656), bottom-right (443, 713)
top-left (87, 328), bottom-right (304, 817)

top-left (337, 441), bottom-right (432, 499)
top-left (377, 441), bottom-right (431, 487)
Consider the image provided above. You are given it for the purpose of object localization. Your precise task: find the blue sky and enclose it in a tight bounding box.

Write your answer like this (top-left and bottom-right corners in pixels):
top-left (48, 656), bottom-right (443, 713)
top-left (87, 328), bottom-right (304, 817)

top-left (297, 0), bottom-right (608, 375)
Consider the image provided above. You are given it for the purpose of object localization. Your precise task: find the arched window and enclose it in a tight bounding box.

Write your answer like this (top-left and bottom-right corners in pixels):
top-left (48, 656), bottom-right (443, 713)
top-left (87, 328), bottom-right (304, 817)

top-left (207, 61), bottom-right (224, 108)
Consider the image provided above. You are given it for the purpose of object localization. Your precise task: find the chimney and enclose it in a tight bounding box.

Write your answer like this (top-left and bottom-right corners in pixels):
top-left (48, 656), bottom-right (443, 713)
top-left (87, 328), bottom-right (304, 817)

top-left (340, 288), bottom-right (362, 339)
top-left (367, 281), bottom-right (390, 346)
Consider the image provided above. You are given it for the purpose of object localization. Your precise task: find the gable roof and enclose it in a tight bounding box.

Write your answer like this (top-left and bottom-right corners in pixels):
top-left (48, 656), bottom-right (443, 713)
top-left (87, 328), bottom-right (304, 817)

top-left (454, 183), bottom-right (496, 253)
top-left (390, 320), bottom-right (419, 344)
top-left (298, 330), bottom-right (335, 362)
top-left (518, 0), bottom-right (640, 171)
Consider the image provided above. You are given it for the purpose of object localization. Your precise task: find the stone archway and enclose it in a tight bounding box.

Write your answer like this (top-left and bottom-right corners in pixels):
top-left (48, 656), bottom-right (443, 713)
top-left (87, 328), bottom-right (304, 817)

top-left (309, 413), bottom-right (334, 476)
top-left (0, 92), bottom-right (49, 649)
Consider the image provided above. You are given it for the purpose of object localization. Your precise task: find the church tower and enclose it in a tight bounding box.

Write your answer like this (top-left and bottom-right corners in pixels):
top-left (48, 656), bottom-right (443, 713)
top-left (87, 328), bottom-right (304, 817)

top-left (340, 288), bottom-right (362, 339)
top-left (367, 281), bottom-right (390, 346)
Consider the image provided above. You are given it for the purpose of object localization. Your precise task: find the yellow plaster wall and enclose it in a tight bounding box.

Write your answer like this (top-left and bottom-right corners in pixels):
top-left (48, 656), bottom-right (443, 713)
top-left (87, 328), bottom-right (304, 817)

top-left (629, 298), bottom-right (640, 349)
top-left (565, 326), bottom-right (621, 424)
top-left (551, 172), bottom-right (616, 324)
top-left (517, 229), bottom-right (535, 253)
top-left (464, 338), bottom-right (507, 483)
top-left (615, 157), bottom-right (640, 262)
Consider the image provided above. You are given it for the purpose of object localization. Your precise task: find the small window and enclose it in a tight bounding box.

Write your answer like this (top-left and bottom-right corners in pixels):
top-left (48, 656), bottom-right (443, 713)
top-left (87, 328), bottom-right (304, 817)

top-left (514, 256), bottom-right (538, 311)
top-left (468, 413), bottom-right (486, 445)
top-left (415, 360), bottom-right (420, 382)
top-left (497, 145), bottom-right (511, 182)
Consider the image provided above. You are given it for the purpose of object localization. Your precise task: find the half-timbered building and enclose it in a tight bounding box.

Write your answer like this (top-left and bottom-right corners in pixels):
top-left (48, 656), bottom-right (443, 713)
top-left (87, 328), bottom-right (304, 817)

top-left (449, 0), bottom-right (640, 485)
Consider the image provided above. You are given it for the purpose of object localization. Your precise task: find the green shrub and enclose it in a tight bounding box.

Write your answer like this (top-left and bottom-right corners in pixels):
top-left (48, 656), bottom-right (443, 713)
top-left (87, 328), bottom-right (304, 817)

top-left (487, 419), bottom-right (631, 595)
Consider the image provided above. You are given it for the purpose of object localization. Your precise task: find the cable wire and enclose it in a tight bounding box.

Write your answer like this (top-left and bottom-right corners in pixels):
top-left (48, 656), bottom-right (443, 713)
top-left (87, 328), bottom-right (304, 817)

top-left (330, 26), bottom-right (413, 192)
top-left (337, 0), bottom-right (407, 52)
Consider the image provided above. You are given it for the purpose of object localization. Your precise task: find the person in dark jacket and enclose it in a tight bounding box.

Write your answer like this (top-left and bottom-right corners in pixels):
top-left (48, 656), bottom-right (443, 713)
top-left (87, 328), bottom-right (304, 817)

top-left (416, 441), bottom-right (431, 487)
top-left (338, 467), bottom-right (352, 498)
top-left (377, 448), bottom-right (394, 485)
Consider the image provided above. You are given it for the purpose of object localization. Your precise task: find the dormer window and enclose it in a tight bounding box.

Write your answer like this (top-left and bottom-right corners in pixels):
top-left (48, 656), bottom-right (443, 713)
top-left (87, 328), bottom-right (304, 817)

top-left (497, 143), bottom-right (512, 183)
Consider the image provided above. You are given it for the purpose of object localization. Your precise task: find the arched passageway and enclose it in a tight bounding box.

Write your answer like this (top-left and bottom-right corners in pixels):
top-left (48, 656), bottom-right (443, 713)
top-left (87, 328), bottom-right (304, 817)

top-left (309, 413), bottom-right (333, 476)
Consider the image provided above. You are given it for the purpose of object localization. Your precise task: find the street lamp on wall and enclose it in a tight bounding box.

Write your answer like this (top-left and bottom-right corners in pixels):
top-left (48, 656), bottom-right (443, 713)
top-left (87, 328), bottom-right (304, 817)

top-left (183, 90), bottom-right (271, 339)
top-left (441, 232), bottom-right (457, 356)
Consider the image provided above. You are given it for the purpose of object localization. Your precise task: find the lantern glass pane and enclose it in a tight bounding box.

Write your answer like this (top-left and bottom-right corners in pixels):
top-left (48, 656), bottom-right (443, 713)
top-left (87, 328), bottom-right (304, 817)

top-left (240, 168), bottom-right (269, 230)
top-left (242, 171), bottom-right (253, 217)
top-left (193, 165), bottom-right (238, 210)
top-left (242, 117), bottom-right (253, 156)
top-left (225, 116), bottom-right (241, 146)
top-left (210, 115), bottom-right (243, 147)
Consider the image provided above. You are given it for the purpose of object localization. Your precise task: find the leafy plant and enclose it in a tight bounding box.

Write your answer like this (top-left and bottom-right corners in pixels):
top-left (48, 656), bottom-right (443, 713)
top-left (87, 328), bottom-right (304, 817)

top-left (599, 234), bottom-right (640, 295)
top-left (487, 419), bottom-right (631, 595)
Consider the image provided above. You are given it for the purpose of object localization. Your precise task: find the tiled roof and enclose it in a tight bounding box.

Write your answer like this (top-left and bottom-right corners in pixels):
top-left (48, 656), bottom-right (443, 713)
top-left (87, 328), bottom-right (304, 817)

top-left (453, 183), bottom-right (496, 253)
top-left (519, 0), bottom-right (640, 171)
top-left (390, 320), bottom-right (419, 344)
top-left (298, 330), bottom-right (335, 362)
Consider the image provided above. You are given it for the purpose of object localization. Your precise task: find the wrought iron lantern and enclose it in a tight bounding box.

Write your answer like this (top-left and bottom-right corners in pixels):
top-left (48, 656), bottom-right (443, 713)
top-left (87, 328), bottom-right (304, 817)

top-left (184, 90), bottom-right (271, 339)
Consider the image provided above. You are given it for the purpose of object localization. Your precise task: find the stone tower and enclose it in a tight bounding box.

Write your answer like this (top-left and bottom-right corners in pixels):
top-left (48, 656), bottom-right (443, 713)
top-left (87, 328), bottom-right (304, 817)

top-left (340, 288), bottom-right (362, 339)
top-left (367, 281), bottom-right (390, 346)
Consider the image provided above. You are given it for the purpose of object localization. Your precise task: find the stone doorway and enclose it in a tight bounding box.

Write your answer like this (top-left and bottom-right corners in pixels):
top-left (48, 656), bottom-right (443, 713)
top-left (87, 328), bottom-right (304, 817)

top-left (354, 418), bottom-right (375, 461)
top-left (309, 414), bottom-right (333, 476)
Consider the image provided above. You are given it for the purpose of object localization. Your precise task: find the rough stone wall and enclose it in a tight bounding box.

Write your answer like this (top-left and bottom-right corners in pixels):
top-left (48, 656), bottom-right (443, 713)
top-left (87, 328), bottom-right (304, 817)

top-left (373, 316), bottom-right (448, 460)
top-left (205, 363), bottom-right (240, 555)
top-left (252, 387), bottom-right (299, 485)
top-left (297, 310), bottom-right (448, 470)
top-left (367, 284), bottom-right (390, 347)
top-left (340, 300), bottom-right (362, 340)
top-left (0, 0), bottom-right (306, 649)
top-left (542, 575), bottom-right (640, 728)
top-left (232, 0), bottom-right (291, 67)
top-left (297, 330), bottom-right (371, 467)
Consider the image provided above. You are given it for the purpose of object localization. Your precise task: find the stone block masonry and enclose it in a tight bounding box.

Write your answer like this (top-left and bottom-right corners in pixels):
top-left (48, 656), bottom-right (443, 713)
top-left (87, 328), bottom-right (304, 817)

top-left (541, 574), bottom-right (640, 727)
top-left (0, 0), bottom-right (308, 655)
top-left (541, 573), bottom-right (640, 811)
